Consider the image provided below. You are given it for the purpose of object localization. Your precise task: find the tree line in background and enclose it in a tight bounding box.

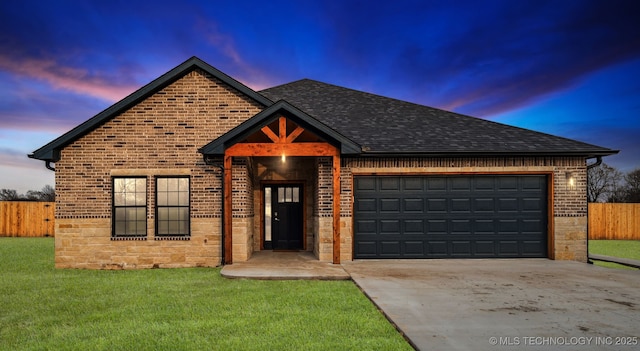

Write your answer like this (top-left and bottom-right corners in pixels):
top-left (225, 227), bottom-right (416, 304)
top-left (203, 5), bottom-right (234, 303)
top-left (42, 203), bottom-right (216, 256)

top-left (0, 185), bottom-right (55, 202)
top-left (588, 164), bottom-right (640, 203)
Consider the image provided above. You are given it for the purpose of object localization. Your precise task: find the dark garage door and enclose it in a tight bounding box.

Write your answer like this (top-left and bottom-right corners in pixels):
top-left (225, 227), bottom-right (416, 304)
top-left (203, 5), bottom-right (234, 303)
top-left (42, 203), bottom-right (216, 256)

top-left (353, 175), bottom-right (548, 258)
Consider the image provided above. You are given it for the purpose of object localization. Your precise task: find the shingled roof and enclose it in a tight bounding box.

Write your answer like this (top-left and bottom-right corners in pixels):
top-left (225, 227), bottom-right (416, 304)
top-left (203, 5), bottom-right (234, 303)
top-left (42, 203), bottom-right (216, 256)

top-left (260, 79), bottom-right (617, 157)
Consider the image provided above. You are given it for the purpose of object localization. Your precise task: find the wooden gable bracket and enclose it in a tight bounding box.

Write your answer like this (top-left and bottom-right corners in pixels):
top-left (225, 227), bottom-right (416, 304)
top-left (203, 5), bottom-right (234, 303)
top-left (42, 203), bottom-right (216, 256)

top-left (222, 115), bottom-right (341, 265)
top-left (259, 116), bottom-right (306, 144)
top-left (227, 116), bottom-right (338, 157)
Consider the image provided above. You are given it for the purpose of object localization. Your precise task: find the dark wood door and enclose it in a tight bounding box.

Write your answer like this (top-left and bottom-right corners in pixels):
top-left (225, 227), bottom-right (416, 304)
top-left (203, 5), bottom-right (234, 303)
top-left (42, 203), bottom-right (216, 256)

top-left (264, 185), bottom-right (303, 250)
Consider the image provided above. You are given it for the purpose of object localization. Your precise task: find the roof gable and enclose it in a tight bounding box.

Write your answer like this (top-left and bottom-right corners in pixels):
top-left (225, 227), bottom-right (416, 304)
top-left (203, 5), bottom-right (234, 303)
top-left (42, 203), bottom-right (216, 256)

top-left (29, 56), bottom-right (273, 161)
top-left (261, 79), bottom-right (618, 158)
top-left (199, 100), bottom-right (361, 155)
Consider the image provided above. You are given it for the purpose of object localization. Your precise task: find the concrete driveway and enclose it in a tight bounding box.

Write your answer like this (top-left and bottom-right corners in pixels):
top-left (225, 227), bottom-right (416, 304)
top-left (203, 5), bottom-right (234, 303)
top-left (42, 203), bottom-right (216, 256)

top-left (342, 259), bottom-right (640, 351)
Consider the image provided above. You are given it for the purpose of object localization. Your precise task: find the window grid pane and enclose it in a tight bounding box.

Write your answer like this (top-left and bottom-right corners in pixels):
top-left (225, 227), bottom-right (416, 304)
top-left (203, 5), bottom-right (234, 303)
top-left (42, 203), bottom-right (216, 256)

top-left (156, 177), bottom-right (190, 236)
top-left (293, 187), bottom-right (300, 203)
top-left (113, 178), bottom-right (147, 237)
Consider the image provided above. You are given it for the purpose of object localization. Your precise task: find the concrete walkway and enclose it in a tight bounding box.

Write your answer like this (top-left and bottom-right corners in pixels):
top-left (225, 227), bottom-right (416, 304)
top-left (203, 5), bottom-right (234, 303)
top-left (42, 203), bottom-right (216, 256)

top-left (220, 251), bottom-right (350, 280)
top-left (342, 259), bottom-right (640, 351)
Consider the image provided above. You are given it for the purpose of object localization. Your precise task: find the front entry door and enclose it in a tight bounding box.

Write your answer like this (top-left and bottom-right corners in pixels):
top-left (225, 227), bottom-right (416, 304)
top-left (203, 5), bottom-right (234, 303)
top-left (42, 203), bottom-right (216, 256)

top-left (264, 185), bottom-right (303, 250)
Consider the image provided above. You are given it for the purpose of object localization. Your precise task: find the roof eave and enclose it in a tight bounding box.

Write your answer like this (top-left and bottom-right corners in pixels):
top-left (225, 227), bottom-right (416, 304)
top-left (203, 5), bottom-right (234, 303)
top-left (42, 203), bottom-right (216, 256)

top-left (351, 149), bottom-right (620, 158)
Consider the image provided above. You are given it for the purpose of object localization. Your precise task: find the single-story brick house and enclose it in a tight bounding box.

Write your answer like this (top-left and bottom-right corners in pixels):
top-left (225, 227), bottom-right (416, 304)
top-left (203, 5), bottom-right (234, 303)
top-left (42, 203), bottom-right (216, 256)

top-left (30, 57), bottom-right (617, 269)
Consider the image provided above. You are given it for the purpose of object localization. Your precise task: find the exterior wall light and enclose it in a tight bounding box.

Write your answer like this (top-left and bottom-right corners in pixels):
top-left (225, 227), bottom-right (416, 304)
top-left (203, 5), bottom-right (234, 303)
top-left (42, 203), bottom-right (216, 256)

top-left (566, 172), bottom-right (576, 190)
top-left (281, 153), bottom-right (286, 163)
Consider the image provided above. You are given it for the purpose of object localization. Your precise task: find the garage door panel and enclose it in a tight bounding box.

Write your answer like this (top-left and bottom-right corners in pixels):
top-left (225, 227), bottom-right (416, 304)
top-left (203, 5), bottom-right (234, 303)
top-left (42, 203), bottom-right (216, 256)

top-left (355, 198), bottom-right (377, 212)
top-left (522, 198), bottom-right (544, 211)
top-left (380, 178), bottom-right (400, 191)
top-left (427, 198), bottom-right (447, 212)
top-left (498, 198), bottom-right (519, 212)
top-left (403, 198), bottom-right (424, 212)
top-left (521, 219), bottom-right (544, 233)
top-left (451, 198), bottom-right (471, 212)
top-left (474, 198), bottom-right (495, 212)
top-left (355, 219), bottom-right (377, 234)
top-left (451, 241), bottom-right (472, 255)
top-left (404, 241), bottom-right (425, 256)
top-left (474, 177), bottom-right (495, 190)
top-left (355, 241), bottom-right (378, 257)
top-left (380, 198), bottom-right (400, 212)
top-left (522, 176), bottom-right (545, 190)
top-left (522, 241), bottom-right (545, 255)
top-left (451, 178), bottom-right (472, 191)
top-left (451, 220), bottom-right (471, 234)
top-left (380, 220), bottom-right (400, 234)
top-left (427, 241), bottom-right (448, 256)
top-left (427, 219), bottom-right (448, 233)
top-left (475, 219), bottom-right (497, 233)
top-left (427, 177), bottom-right (447, 190)
top-left (498, 241), bottom-right (519, 255)
top-left (497, 177), bottom-right (518, 190)
top-left (402, 177), bottom-right (425, 191)
top-left (380, 241), bottom-right (401, 255)
top-left (497, 219), bottom-right (518, 233)
top-left (354, 175), bottom-right (547, 259)
top-left (356, 177), bottom-right (377, 191)
top-left (403, 219), bottom-right (425, 234)
top-left (475, 241), bottom-right (496, 255)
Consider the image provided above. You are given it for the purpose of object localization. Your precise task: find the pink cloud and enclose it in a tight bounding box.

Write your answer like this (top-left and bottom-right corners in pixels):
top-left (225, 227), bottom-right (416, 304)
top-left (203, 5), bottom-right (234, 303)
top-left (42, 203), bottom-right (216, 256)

top-left (0, 54), bottom-right (138, 102)
top-left (0, 148), bottom-right (43, 170)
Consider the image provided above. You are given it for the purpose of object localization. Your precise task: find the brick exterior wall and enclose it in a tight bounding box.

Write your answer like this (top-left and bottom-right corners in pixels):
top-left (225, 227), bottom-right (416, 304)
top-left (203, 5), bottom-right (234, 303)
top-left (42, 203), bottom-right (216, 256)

top-left (315, 157), bottom-right (333, 216)
top-left (54, 70), bottom-right (263, 268)
top-left (314, 157), bottom-right (335, 260)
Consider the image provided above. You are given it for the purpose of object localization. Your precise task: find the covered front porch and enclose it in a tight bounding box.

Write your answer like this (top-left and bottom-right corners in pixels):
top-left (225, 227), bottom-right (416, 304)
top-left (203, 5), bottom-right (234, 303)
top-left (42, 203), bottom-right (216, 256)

top-left (199, 101), bottom-right (361, 265)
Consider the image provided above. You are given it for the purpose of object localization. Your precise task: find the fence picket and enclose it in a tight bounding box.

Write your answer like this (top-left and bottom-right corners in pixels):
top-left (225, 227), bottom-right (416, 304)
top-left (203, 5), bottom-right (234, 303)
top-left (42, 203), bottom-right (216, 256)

top-left (589, 203), bottom-right (640, 240)
top-left (0, 201), bottom-right (55, 237)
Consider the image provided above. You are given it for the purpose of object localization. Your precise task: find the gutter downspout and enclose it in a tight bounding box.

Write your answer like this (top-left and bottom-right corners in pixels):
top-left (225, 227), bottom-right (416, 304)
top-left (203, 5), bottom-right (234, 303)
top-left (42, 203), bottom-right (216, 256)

top-left (585, 156), bottom-right (603, 265)
top-left (45, 161), bottom-right (55, 171)
top-left (586, 156), bottom-right (602, 170)
top-left (204, 156), bottom-right (225, 265)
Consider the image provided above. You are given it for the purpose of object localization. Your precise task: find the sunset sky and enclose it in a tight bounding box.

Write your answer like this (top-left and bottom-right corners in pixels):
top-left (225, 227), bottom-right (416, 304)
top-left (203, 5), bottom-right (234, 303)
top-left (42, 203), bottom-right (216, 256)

top-left (1, 0), bottom-right (639, 194)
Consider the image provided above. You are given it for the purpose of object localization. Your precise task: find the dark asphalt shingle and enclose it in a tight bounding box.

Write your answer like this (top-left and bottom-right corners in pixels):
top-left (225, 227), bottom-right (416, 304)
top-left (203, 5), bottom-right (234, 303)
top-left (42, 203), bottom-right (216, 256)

top-left (260, 79), bottom-right (616, 156)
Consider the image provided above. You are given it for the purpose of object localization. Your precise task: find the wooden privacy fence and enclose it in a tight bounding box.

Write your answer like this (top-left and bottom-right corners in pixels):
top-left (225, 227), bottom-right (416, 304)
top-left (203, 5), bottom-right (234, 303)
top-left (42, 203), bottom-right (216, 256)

top-left (589, 203), bottom-right (640, 240)
top-left (2, 201), bottom-right (637, 240)
top-left (0, 201), bottom-right (55, 237)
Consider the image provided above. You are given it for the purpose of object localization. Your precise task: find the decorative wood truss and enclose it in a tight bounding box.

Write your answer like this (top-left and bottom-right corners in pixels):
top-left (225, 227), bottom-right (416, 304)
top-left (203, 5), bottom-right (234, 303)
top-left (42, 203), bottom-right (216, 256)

top-left (223, 116), bottom-right (341, 264)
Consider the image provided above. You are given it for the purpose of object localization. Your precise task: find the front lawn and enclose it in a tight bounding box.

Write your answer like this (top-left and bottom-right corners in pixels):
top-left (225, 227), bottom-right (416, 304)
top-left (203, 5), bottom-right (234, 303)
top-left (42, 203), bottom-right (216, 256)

top-left (0, 238), bottom-right (412, 351)
top-left (589, 240), bottom-right (640, 270)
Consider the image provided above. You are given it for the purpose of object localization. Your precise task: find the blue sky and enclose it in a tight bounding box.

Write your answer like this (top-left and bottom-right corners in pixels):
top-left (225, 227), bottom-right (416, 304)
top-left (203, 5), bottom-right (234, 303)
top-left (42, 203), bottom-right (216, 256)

top-left (1, 0), bottom-right (639, 193)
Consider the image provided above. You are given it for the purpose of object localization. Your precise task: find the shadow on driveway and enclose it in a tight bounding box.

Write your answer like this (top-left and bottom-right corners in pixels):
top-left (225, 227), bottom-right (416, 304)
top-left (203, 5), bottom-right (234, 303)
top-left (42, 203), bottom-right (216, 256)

top-left (342, 259), bottom-right (640, 351)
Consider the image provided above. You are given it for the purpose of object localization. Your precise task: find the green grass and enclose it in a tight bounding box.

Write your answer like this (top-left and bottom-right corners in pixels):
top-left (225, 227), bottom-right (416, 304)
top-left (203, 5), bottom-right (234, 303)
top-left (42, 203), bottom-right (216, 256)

top-left (589, 240), bottom-right (640, 271)
top-left (0, 238), bottom-right (412, 351)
